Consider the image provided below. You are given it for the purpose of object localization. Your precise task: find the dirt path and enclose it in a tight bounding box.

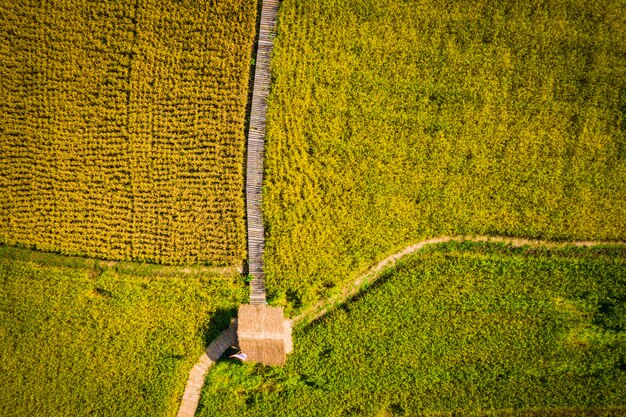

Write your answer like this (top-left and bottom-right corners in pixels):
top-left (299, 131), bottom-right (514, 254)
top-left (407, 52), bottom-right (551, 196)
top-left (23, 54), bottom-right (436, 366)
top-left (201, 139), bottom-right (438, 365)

top-left (292, 235), bottom-right (626, 326)
top-left (175, 324), bottom-right (237, 417)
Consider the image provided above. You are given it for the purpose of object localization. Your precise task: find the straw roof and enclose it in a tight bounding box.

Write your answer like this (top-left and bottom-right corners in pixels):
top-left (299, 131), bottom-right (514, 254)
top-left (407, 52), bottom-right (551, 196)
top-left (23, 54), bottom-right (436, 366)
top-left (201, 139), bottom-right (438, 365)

top-left (237, 305), bottom-right (291, 366)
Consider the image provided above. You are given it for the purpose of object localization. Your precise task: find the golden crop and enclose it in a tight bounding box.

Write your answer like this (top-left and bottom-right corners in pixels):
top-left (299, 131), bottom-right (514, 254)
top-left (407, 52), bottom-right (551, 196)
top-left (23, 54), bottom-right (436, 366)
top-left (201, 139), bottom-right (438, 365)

top-left (0, 0), bottom-right (257, 265)
top-left (263, 0), bottom-right (626, 310)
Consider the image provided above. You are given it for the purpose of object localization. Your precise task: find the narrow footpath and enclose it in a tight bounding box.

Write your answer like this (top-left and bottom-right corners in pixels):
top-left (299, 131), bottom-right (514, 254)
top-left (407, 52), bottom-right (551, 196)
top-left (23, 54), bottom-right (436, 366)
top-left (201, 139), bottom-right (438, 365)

top-left (293, 235), bottom-right (626, 325)
top-left (247, 0), bottom-right (279, 306)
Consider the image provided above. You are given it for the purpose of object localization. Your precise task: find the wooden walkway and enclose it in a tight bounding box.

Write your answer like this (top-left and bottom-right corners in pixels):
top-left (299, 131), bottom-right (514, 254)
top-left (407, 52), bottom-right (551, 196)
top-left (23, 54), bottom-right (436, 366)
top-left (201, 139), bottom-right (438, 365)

top-left (247, 0), bottom-right (279, 306)
top-left (175, 324), bottom-right (237, 417)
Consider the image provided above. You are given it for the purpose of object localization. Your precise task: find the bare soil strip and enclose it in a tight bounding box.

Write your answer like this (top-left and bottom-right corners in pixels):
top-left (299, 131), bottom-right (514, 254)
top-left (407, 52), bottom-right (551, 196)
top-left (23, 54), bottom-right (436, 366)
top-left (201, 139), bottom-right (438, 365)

top-left (175, 324), bottom-right (237, 417)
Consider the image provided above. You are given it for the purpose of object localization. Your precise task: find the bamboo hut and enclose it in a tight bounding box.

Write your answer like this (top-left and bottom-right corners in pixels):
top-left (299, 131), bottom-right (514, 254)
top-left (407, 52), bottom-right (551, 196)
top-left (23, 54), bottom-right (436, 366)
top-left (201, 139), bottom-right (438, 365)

top-left (237, 305), bottom-right (292, 366)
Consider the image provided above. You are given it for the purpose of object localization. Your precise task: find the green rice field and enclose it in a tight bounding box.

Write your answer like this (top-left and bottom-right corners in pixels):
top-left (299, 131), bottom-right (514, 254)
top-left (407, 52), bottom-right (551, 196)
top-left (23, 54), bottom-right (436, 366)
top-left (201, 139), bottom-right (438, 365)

top-left (199, 243), bottom-right (626, 416)
top-left (0, 246), bottom-right (246, 417)
top-left (1, 0), bottom-right (625, 416)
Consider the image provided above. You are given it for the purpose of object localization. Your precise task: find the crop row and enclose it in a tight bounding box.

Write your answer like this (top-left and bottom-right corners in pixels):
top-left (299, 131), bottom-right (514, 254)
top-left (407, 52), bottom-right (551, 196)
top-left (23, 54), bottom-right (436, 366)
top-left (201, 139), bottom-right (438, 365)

top-left (0, 0), bottom-right (257, 265)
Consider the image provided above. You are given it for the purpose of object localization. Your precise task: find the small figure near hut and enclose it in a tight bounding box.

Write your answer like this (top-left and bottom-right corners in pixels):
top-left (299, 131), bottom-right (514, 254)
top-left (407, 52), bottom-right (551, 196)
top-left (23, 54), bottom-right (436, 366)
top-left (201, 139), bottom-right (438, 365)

top-left (229, 352), bottom-right (248, 361)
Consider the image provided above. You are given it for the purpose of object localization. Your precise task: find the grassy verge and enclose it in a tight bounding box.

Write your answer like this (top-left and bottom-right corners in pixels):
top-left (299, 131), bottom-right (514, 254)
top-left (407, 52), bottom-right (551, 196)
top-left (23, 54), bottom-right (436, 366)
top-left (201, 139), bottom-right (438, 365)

top-left (0, 246), bottom-right (247, 417)
top-left (198, 243), bottom-right (626, 416)
top-left (264, 0), bottom-right (626, 312)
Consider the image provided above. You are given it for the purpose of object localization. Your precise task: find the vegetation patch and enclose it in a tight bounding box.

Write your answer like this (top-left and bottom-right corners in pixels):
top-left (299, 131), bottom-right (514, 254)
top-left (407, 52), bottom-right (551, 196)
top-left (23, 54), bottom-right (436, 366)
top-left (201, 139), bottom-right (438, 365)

top-left (0, 246), bottom-right (247, 417)
top-left (264, 0), bottom-right (626, 312)
top-left (0, 0), bottom-right (257, 265)
top-left (198, 243), bottom-right (626, 416)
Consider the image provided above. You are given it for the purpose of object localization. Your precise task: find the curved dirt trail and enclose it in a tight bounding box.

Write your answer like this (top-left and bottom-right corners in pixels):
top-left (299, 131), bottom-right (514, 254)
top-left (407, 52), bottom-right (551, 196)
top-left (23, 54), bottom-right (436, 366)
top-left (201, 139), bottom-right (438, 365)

top-left (293, 235), bottom-right (626, 326)
top-left (175, 324), bottom-right (237, 417)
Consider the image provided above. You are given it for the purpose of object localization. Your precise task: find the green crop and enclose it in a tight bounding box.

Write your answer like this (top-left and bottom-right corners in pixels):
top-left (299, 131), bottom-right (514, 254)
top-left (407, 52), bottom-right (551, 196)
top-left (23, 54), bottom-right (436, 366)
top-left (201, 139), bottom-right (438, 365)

top-left (199, 243), bottom-right (626, 416)
top-left (0, 0), bottom-right (257, 265)
top-left (263, 0), bottom-right (626, 313)
top-left (0, 245), bottom-right (247, 417)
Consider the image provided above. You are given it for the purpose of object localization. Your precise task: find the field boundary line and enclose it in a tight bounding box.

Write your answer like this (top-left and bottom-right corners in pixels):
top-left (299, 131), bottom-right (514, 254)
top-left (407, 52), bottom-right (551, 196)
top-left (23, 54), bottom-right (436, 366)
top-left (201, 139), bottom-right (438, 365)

top-left (293, 235), bottom-right (626, 326)
top-left (246, 0), bottom-right (279, 305)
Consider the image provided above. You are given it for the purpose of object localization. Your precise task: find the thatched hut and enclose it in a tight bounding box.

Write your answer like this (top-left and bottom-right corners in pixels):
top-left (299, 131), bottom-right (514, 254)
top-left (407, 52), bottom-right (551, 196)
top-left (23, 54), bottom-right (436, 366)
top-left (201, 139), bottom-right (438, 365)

top-left (237, 305), bottom-right (292, 366)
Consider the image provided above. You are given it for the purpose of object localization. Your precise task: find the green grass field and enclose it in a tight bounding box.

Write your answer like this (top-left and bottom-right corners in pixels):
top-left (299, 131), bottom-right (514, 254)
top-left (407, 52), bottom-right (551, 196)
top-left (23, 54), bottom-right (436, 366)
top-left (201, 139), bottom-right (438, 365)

top-left (264, 0), bottom-right (626, 312)
top-left (0, 0), bottom-right (256, 265)
top-left (198, 243), bottom-right (626, 416)
top-left (0, 246), bottom-right (246, 417)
